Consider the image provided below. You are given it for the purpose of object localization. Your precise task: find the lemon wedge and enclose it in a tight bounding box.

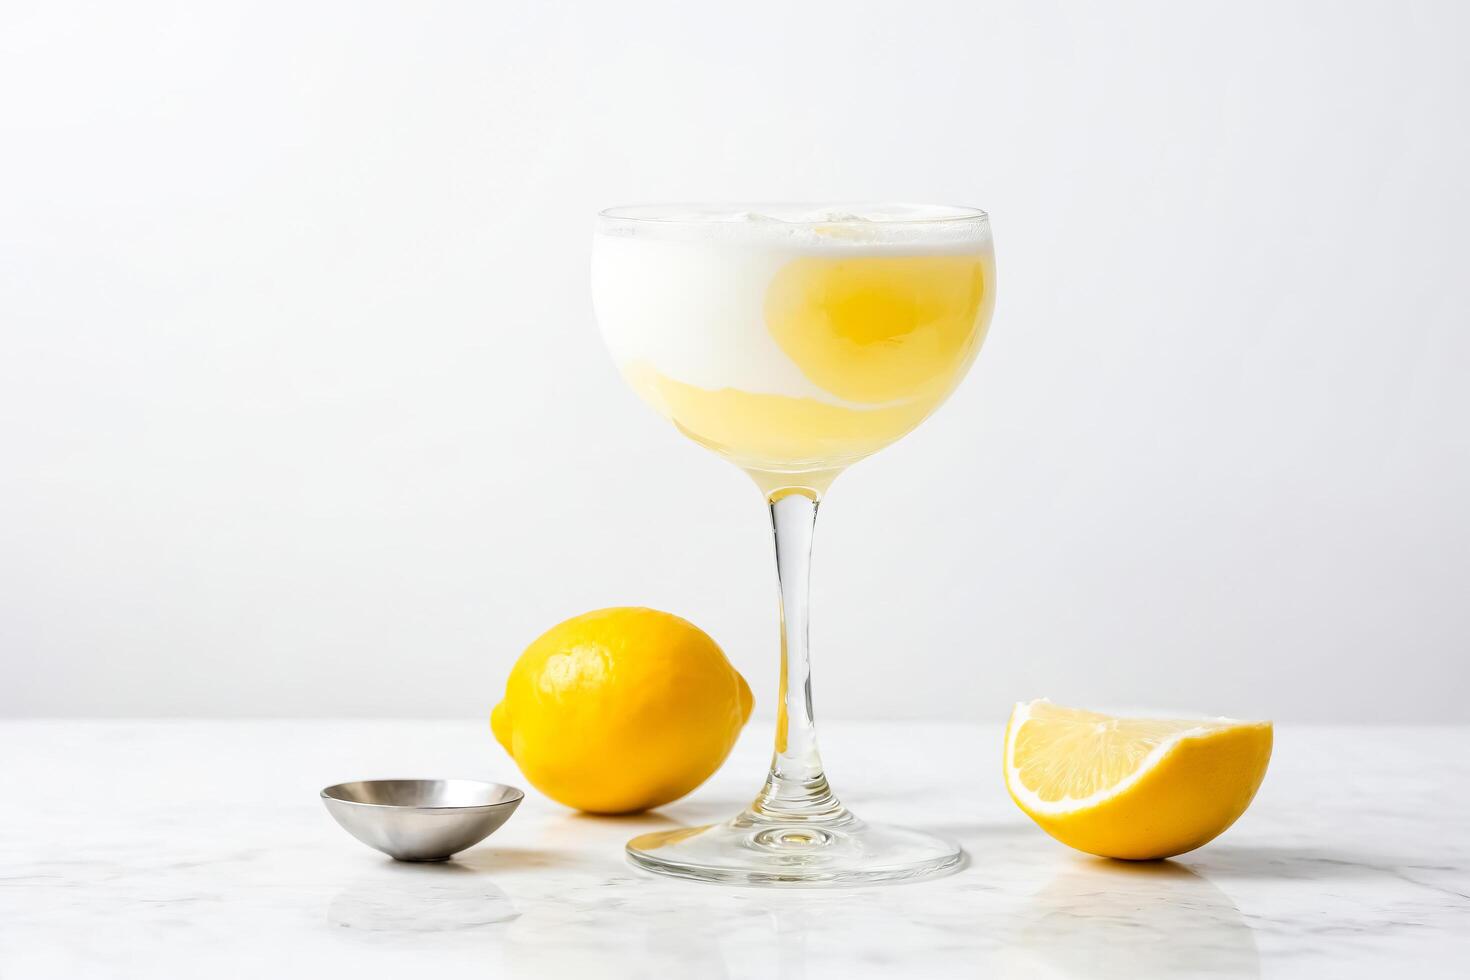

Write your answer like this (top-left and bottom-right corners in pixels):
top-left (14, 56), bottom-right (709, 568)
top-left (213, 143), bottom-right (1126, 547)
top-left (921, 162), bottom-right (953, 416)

top-left (1004, 699), bottom-right (1273, 860)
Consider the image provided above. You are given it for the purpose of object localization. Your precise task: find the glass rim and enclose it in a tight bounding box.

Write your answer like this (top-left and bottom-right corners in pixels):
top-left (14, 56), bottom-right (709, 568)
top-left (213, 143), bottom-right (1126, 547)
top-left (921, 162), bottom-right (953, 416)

top-left (597, 202), bottom-right (989, 226)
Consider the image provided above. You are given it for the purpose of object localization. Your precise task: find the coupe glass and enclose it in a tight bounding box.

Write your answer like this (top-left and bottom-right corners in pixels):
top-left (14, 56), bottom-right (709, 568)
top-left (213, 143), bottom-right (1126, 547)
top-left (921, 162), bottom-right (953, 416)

top-left (591, 203), bottom-right (996, 885)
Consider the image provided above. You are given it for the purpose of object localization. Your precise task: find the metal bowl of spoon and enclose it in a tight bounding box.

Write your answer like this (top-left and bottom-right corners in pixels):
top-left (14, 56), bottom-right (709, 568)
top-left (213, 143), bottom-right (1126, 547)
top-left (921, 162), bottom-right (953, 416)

top-left (321, 779), bottom-right (524, 862)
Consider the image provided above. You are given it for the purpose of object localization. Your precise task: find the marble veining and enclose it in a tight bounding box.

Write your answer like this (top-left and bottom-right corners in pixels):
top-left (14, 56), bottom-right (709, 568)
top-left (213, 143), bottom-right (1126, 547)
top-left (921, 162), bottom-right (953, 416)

top-left (1, 720), bottom-right (1466, 978)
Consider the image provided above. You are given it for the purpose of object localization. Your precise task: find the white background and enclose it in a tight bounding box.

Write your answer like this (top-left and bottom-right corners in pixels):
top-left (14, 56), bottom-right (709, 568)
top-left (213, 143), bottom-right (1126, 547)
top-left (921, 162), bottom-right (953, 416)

top-left (2, 0), bottom-right (1466, 722)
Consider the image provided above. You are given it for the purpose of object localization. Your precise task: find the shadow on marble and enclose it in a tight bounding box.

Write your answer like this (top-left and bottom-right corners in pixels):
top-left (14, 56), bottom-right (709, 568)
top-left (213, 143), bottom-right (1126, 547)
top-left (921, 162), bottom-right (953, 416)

top-left (1184, 844), bottom-right (1463, 882)
top-left (559, 809), bottom-right (687, 832)
top-left (647, 795), bottom-right (753, 825)
top-left (453, 846), bottom-right (586, 873)
top-left (915, 821), bottom-right (1039, 842)
top-left (531, 809), bottom-right (686, 854)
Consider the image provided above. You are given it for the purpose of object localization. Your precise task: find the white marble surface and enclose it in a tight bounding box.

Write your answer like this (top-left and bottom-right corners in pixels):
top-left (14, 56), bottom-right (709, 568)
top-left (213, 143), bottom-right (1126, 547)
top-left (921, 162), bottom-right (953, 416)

top-left (1, 720), bottom-right (1466, 978)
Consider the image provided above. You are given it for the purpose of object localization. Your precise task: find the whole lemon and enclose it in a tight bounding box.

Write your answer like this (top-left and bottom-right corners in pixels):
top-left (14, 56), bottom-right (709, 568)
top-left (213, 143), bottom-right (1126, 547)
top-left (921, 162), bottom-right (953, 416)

top-left (491, 607), bottom-right (753, 814)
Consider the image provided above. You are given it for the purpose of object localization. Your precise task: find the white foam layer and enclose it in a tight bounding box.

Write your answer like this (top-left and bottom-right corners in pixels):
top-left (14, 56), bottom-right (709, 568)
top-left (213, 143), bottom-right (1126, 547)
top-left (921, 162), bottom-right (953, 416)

top-left (591, 218), bottom-right (997, 403)
top-left (596, 202), bottom-right (991, 252)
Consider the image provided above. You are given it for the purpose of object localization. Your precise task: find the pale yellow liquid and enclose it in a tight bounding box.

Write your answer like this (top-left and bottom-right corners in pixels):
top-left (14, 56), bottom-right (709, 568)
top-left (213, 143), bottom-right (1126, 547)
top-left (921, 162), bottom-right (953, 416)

top-left (624, 251), bottom-right (996, 493)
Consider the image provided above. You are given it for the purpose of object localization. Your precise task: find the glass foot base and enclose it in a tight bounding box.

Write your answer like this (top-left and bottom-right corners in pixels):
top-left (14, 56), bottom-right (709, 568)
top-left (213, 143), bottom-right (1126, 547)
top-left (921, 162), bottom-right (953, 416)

top-left (627, 812), bottom-right (965, 887)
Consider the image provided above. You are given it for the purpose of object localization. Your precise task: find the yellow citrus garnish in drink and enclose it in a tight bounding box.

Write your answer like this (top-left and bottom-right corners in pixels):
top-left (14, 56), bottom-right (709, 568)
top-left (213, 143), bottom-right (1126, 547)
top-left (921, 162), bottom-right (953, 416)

top-left (765, 253), bottom-right (990, 404)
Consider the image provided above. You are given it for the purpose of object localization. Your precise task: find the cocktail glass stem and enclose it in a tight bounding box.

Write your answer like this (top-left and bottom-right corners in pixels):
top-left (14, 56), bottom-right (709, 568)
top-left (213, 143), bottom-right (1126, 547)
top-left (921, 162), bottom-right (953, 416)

top-left (745, 488), bottom-right (850, 827)
top-left (624, 478), bottom-right (963, 882)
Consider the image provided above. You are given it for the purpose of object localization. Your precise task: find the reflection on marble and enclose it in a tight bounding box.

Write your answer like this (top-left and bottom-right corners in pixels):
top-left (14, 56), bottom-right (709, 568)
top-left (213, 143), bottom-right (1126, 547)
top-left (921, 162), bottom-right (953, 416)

top-left (0, 720), bottom-right (1466, 978)
top-left (1003, 861), bottom-right (1259, 977)
top-left (328, 862), bottom-right (519, 935)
